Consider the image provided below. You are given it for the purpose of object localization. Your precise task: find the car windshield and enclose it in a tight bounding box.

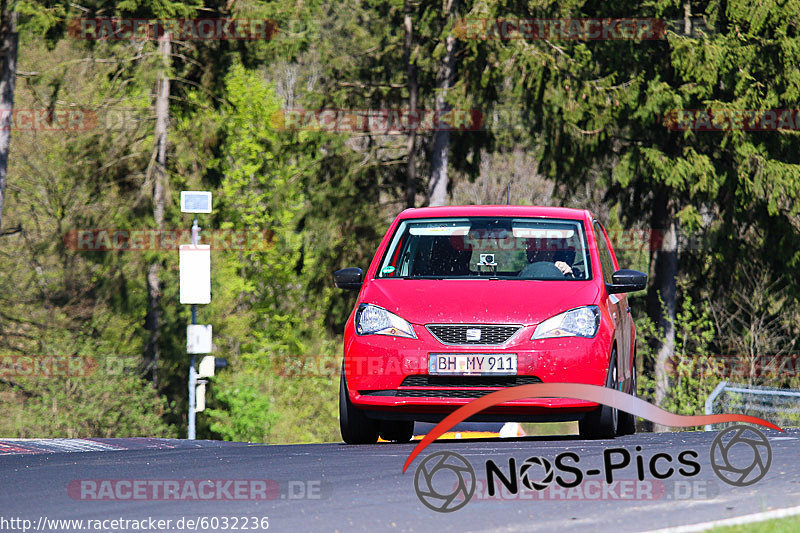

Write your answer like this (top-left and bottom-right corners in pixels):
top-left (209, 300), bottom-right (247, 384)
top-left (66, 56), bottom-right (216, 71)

top-left (377, 217), bottom-right (592, 280)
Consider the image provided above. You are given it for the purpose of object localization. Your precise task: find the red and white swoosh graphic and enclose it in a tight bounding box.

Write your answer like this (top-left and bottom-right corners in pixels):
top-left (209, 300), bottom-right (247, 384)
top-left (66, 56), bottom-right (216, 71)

top-left (402, 383), bottom-right (783, 473)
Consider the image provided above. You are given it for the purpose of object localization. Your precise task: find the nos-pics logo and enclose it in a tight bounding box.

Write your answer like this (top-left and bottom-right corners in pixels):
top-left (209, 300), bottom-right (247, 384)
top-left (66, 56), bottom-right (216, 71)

top-left (412, 426), bottom-right (772, 512)
top-left (403, 383), bottom-right (781, 513)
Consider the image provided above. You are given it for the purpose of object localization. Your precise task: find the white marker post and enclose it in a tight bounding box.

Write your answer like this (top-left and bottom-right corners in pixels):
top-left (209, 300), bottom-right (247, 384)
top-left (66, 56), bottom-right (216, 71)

top-left (180, 191), bottom-right (213, 440)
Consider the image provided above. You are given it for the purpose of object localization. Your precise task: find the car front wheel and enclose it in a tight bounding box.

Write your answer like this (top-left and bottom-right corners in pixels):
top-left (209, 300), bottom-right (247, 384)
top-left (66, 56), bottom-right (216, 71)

top-left (339, 369), bottom-right (379, 444)
top-left (579, 350), bottom-right (619, 439)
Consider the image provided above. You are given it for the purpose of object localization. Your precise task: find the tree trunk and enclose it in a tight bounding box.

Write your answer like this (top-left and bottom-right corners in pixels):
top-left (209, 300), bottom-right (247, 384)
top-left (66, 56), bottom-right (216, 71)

top-left (647, 187), bottom-right (677, 432)
top-left (0, 3), bottom-right (17, 232)
top-left (145, 33), bottom-right (171, 387)
top-left (403, 0), bottom-right (418, 208)
top-left (427, 0), bottom-right (458, 207)
top-left (683, 1), bottom-right (692, 36)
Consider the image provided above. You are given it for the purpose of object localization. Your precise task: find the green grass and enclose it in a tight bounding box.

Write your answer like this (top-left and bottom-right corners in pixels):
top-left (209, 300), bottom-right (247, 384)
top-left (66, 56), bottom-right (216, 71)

top-left (709, 515), bottom-right (800, 532)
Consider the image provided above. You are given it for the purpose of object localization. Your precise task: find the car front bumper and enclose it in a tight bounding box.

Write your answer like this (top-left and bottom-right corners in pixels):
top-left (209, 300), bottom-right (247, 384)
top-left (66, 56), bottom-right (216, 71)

top-left (344, 322), bottom-right (614, 419)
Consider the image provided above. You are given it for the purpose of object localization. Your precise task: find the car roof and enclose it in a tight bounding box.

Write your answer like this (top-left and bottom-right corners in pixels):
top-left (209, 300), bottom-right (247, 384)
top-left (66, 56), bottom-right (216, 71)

top-left (397, 205), bottom-right (592, 221)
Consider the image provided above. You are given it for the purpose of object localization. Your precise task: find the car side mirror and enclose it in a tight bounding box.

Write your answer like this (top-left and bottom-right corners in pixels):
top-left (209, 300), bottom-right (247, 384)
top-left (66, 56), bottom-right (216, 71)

top-left (606, 269), bottom-right (647, 294)
top-left (334, 267), bottom-right (363, 291)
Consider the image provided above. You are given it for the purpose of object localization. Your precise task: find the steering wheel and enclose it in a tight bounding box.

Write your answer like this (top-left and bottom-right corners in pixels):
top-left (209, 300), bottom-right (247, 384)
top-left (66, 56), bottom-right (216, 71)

top-left (517, 261), bottom-right (566, 280)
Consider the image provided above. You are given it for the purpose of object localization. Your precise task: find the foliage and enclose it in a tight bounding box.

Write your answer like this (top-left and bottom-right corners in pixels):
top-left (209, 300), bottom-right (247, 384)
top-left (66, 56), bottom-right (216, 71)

top-left (206, 351), bottom-right (340, 444)
top-left (1, 0), bottom-right (800, 441)
top-left (0, 370), bottom-right (176, 438)
top-left (640, 293), bottom-right (719, 417)
top-left (199, 62), bottom-right (341, 442)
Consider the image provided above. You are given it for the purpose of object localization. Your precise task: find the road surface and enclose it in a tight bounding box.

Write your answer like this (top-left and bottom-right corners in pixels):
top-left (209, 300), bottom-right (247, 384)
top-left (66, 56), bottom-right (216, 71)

top-left (1, 429), bottom-right (798, 532)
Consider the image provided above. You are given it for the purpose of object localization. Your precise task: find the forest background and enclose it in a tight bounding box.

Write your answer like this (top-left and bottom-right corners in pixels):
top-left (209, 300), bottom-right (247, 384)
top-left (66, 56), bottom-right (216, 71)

top-left (1, 0), bottom-right (799, 442)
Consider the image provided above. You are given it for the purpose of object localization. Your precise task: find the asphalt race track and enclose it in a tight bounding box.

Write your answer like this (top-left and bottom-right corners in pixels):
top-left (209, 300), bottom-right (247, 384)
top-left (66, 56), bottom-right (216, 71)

top-left (1, 429), bottom-right (799, 532)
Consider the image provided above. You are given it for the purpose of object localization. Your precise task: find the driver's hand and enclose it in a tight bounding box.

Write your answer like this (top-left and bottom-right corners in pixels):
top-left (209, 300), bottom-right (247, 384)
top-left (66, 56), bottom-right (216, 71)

top-left (554, 261), bottom-right (574, 277)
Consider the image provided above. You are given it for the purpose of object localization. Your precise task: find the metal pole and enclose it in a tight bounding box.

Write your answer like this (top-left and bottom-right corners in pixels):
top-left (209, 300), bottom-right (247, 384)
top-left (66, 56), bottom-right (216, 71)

top-left (188, 353), bottom-right (196, 440)
top-left (704, 381), bottom-right (728, 431)
top-left (187, 216), bottom-right (200, 440)
top-left (191, 217), bottom-right (199, 247)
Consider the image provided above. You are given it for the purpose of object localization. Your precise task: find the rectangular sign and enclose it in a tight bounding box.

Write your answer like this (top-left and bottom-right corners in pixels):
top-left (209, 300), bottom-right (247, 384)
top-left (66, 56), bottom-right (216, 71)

top-left (180, 191), bottom-right (212, 213)
top-left (195, 382), bottom-right (206, 412)
top-left (179, 245), bottom-right (211, 304)
top-left (428, 353), bottom-right (517, 375)
top-left (187, 325), bottom-right (212, 354)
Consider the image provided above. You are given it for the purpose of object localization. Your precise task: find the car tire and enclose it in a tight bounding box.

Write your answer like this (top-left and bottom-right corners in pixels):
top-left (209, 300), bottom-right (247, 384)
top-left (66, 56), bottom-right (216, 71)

top-left (379, 421), bottom-right (414, 443)
top-left (617, 360), bottom-right (637, 436)
top-left (579, 350), bottom-right (619, 439)
top-left (339, 369), bottom-right (379, 444)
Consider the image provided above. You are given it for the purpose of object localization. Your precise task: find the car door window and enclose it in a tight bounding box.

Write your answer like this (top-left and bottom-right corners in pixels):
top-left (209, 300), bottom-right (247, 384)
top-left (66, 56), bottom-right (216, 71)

top-left (594, 221), bottom-right (615, 284)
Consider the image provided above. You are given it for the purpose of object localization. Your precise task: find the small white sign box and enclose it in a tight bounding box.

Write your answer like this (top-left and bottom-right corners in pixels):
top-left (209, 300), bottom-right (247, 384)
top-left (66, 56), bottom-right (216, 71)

top-left (195, 382), bottom-right (206, 412)
top-left (197, 355), bottom-right (216, 377)
top-left (179, 245), bottom-right (211, 304)
top-left (187, 324), bottom-right (213, 354)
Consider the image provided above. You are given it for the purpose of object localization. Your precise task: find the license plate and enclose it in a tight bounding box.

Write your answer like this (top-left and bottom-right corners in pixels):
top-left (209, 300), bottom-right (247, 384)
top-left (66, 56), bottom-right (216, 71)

top-left (428, 353), bottom-right (517, 375)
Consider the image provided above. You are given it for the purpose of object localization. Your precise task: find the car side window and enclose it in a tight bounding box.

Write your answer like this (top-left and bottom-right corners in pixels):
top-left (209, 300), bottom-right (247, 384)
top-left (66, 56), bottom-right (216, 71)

top-left (593, 221), bottom-right (615, 284)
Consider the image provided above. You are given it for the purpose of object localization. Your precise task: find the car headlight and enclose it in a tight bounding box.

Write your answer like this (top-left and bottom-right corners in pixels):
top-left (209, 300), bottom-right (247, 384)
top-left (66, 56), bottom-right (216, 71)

top-left (531, 306), bottom-right (600, 340)
top-left (355, 304), bottom-right (417, 339)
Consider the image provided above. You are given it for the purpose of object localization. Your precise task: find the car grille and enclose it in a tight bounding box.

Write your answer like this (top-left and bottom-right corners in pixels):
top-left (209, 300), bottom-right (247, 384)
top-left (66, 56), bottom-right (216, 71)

top-left (400, 375), bottom-right (542, 387)
top-left (426, 324), bottom-right (521, 345)
top-left (395, 389), bottom-right (496, 398)
top-left (359, 375), bottom-right (542, 399)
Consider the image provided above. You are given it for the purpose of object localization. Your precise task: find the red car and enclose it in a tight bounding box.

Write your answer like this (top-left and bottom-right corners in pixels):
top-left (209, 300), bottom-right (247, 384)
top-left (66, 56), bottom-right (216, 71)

top-left (334, 206), bottom-right (647, 443)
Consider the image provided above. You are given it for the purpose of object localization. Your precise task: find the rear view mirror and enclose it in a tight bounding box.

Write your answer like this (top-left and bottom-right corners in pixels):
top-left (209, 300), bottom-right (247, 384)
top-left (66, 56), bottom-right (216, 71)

top-left (606, 269), bottom-right (647, 294)
top-left (334, 267), bottom-right (363, 291)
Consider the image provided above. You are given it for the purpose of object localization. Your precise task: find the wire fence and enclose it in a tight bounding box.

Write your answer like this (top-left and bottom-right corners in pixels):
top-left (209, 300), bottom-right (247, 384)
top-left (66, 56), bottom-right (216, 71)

top-left (705, 381), bottom-right (800, 430)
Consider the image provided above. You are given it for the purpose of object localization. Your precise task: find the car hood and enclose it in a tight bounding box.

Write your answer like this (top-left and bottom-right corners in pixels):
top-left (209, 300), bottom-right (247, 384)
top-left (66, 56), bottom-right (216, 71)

top-left (360, 279), bottom-right (600, 326)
